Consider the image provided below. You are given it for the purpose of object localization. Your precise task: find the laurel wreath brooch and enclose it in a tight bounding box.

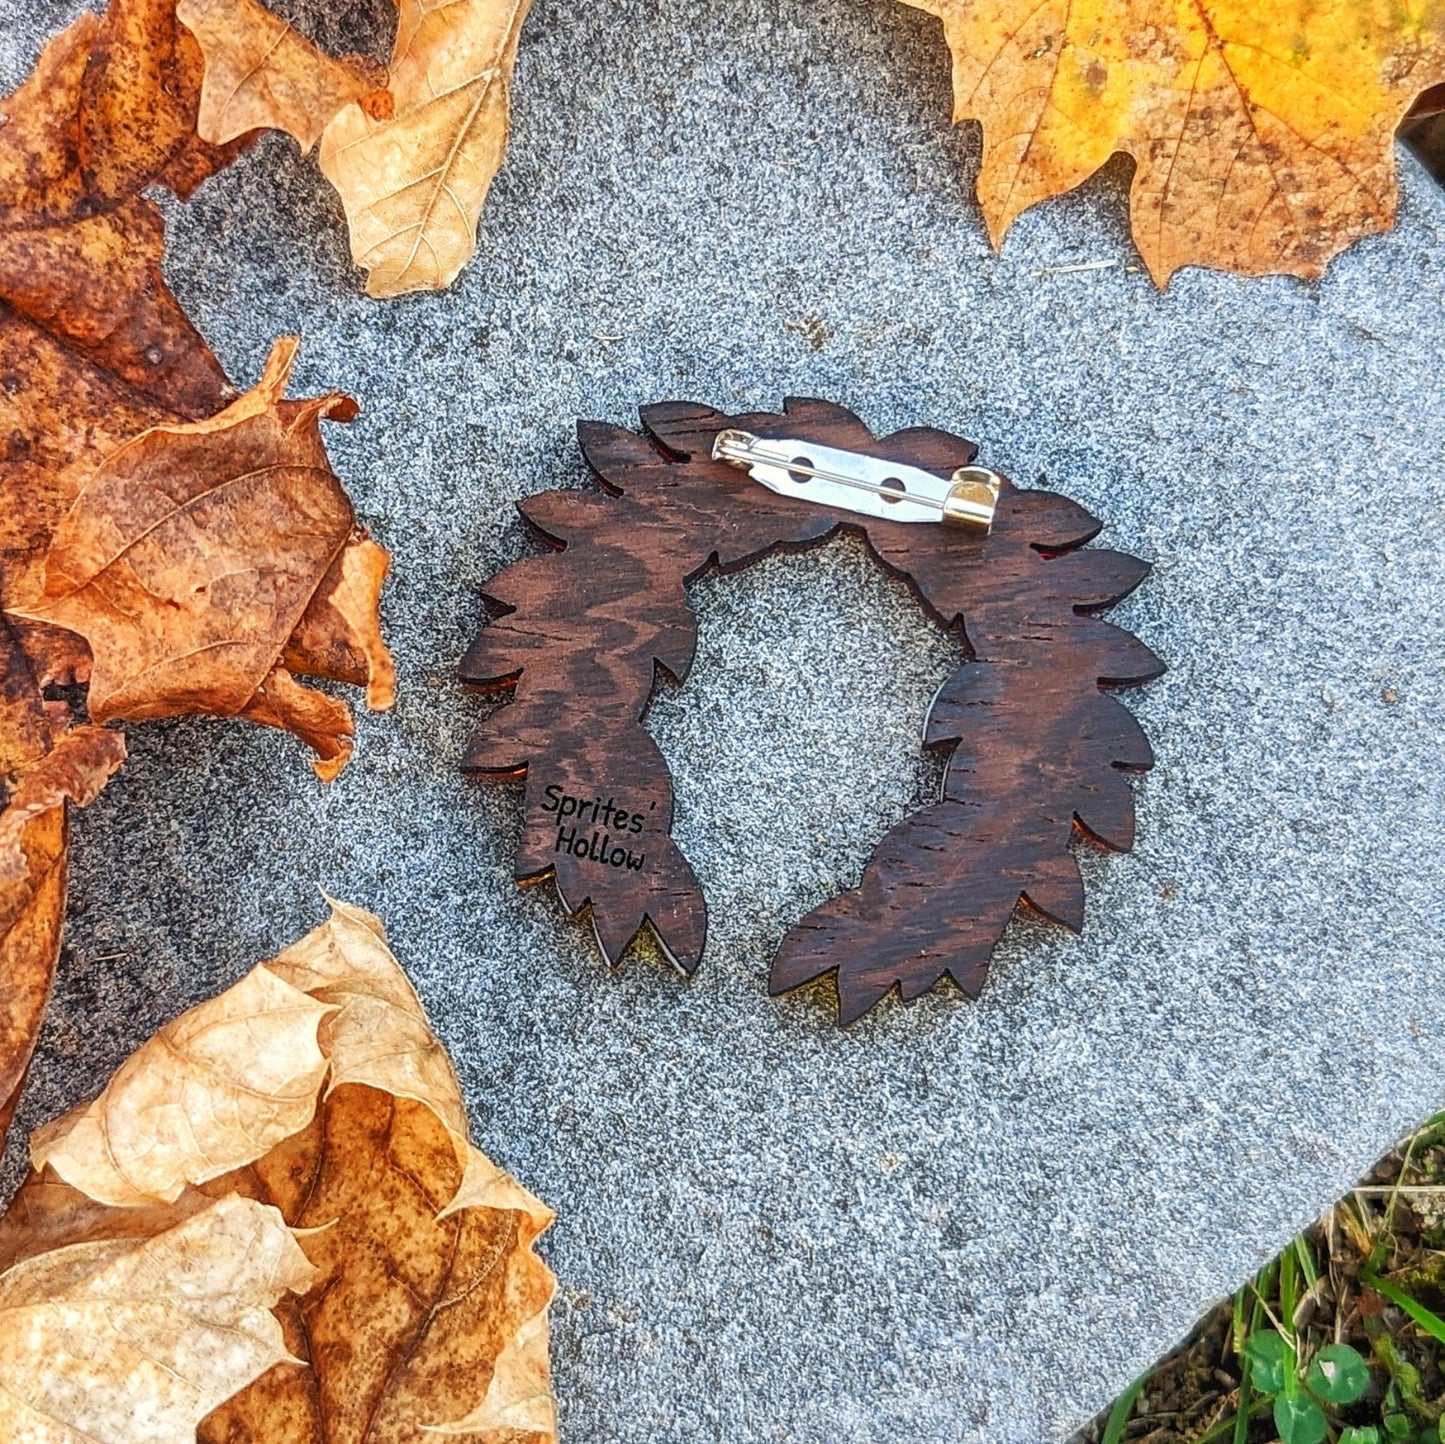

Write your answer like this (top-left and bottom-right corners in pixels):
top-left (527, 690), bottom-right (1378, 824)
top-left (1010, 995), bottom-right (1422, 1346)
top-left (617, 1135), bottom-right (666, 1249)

top-left (460, 399), bottom-right (1163, 1025)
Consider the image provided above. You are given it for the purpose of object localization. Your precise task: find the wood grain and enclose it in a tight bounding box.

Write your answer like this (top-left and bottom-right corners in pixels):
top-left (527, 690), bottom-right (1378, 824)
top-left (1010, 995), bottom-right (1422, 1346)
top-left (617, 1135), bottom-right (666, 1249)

top-left (460, 400), bottom-right (1162, 1024)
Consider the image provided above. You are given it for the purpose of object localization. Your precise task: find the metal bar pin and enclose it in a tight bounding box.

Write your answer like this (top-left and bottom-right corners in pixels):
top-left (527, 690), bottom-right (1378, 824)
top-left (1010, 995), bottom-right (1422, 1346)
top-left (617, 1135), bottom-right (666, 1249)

top-left (712, 429), bottom-right (1003, 531)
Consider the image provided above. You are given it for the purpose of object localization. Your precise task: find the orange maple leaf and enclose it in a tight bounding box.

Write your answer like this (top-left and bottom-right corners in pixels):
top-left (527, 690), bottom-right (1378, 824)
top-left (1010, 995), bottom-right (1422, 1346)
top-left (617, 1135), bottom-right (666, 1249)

top-left (904, 0), bottom-right (1445, 282)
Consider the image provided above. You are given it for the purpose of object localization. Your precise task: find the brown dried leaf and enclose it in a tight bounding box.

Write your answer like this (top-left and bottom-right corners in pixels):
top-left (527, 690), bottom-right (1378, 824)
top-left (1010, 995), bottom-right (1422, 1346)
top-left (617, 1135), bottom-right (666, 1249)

top-left (0, 1194), bottom-right (315, 1444)
top-left (0, 11), bottom-right (237, 619)
top-left (175, 0), bottom-right (391, 153)
top-left (284, 535), bottom-right (397, 711)
top-left (8, 901), bottom-right (557, 1441)
top-left (0, 3), bottom-right (390, 776)
top-left (0, 726), bottom-right (127, 886)
top-left (904, 0), bottom-right (1445, 282)
top-left (0, 618), bottom-right (123, 1155)
top-left (201, 1087), bottom-right (557, 1442)
top-left (0, 624), bottom-right (67, 1151)
top-left (13, 337), bottom-right (394, 779)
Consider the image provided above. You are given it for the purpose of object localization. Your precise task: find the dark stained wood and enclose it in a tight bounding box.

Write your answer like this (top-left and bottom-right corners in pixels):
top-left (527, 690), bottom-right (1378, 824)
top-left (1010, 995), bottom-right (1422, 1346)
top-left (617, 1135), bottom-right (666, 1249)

top-left (460, 400), bottom-right (1163, 1024)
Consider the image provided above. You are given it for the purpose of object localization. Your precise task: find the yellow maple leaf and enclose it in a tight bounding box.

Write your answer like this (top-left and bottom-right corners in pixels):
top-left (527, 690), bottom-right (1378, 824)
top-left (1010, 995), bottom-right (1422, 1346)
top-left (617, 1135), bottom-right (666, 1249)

top-left (903, 0), bottom-right (1445, 281)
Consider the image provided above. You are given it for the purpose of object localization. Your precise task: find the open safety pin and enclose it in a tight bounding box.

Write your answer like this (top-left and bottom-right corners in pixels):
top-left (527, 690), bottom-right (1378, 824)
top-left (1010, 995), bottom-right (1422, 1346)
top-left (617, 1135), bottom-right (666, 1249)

top-left (712, 428), bottom-right (1004, 531)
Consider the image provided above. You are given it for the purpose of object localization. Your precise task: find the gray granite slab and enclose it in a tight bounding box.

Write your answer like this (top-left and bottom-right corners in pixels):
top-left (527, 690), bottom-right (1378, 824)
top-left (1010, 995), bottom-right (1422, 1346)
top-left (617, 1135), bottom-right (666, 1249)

top-left (4, 1), bottom-right (1445, 1440)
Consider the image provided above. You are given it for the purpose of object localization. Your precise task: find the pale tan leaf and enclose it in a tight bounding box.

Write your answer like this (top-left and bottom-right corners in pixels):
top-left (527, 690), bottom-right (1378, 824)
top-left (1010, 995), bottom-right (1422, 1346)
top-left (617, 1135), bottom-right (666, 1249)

top-left (177, 0), bottom-right (391, 153)
top-left (0, 1194), bottom-right (313, 1444)
top-left (318, 0), bottom-right (534, 297)
top-left (266, 896), bottom-right (468, 1140)
top-left (443, 1139), bottom-right (555, 1228)
top-left (31, 966), bottom-right (332, 1206)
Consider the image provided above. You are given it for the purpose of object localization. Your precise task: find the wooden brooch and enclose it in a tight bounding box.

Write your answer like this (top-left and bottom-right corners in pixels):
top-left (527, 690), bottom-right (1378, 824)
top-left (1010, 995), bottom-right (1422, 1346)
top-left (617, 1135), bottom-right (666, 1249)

top-left (459, 400), bottom-right (1163, 1025)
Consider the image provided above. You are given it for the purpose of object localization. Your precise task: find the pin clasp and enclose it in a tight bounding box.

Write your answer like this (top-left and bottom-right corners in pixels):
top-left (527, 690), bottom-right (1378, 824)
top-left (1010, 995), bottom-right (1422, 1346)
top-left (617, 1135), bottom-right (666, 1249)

top-left (712, 428), bottom-right (1002, 532)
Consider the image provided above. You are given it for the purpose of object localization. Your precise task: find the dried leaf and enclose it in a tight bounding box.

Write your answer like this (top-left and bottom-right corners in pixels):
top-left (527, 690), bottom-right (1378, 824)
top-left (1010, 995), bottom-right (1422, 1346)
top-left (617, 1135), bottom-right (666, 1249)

top-left (183, 0), bottom-right (534, 296)
top-left (903, 0), bottom-right (1445, 282)
top-left (13, 337), bottom-right (393, 779)
top-left (319, 0), bottom-right (534, 296)
top-left (1, 4), bottom-right (392, 776)
top-left (0, 619), bottom-right (123, 1154)
top-left (0, 10), bottom-right (238, 618)
top-left (0, 0), bottom-right (393, 1195)
top-left (7, 901), bottom-right (558, 1441)
top-left (0, 624), bottom-right (67, 1150)
top-left (0, 1194), bottom-right (315, 1444)
top-left (0, 727), bottom-right (127, 886)
top-left (284, 535), bottom-right (397, 711)
top-left (30, 965), bottom-right (333, 1207)
top-left (175, 0), bottom-right (391, 153)
top-left (264, 897), bottom-right (464, 1131)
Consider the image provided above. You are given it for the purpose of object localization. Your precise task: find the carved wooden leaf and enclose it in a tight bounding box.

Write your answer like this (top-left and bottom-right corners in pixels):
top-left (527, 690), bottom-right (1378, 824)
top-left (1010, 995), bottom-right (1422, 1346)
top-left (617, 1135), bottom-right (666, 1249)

top-left (461, 400), bottom-right (1161, 1023)
top-left (10, 900), bottom-right (558, 1440)
top-left (13, 337), bottom-right (393, 780)
top-left (903, 0), bottom-right (1445, 283)
top-left (0, 1194), bottom-right (315, 1444)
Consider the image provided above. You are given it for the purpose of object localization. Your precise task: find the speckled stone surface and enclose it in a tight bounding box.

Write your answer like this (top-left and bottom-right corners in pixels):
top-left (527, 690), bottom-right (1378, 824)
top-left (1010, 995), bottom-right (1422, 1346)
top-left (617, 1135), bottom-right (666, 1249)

top-left (3, 2), bottom-right (1445, 1440)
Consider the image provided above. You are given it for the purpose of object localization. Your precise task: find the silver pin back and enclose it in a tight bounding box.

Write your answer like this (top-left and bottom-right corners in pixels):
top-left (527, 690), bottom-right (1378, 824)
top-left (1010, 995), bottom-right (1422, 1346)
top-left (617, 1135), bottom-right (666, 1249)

top-left (711, 429), bottom-right (1002, 531)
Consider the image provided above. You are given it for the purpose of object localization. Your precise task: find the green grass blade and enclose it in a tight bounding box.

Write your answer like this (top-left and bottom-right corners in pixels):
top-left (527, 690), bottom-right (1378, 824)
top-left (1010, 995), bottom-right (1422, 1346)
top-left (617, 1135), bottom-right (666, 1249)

top-left (1294, 1236), bottom-right (1320, 1291)
top-left (1232, 1354), bottom-right (1255, 1444)
top-left (1362, 1272), bottom-right (1445, 1348)
top-left (1101, 1372), bottom-right (1147, 1444)
top-left (1281, 1246), bottom-right (1298, 1334)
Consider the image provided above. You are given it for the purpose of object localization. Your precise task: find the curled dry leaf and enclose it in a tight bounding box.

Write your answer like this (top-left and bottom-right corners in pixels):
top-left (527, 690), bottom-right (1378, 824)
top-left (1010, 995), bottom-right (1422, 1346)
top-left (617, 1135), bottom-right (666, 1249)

top-left (903, 0), bottom-right (1445, 282)
top-left (8, 900), bottom-right (557, 1443)
top-left (13, 336), bottom-right (394, 780)
top-left (0, 1194), bottom-right (314, 1444)
top-left (1, 0), bottom-right (393, 769)
top-left (30, 964), bottom-right (332, 1208)
top-left (0, 619), bottom-right (123, 1153)
top-left (180, 0), bottom-right (535, 296)
top-left (0, 3), bottom-right (243, 642)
